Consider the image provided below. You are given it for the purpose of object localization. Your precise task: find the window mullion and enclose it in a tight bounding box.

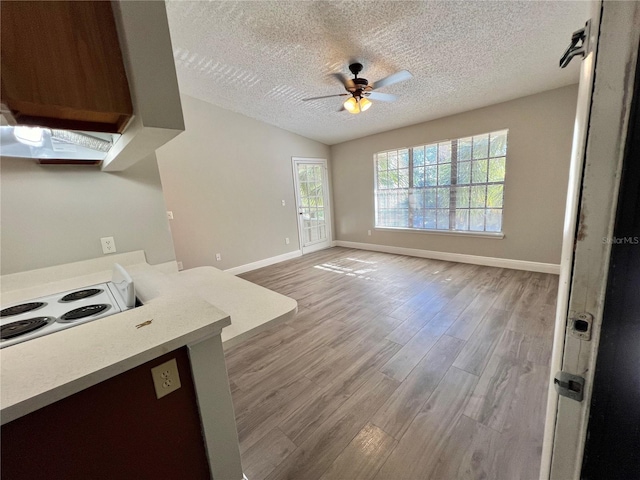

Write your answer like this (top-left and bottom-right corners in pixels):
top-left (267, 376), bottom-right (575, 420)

top-left (449, 140), bottom-right (458, 229)
top-left (408, 148), bottom-right (414, 228)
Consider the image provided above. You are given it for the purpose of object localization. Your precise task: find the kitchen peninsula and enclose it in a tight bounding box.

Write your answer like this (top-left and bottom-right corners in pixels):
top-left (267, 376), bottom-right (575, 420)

top-left (0, 251), bottom-right (297, 480)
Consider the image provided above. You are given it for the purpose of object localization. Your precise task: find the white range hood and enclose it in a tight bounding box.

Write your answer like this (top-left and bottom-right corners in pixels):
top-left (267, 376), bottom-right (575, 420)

top-left (0, 126), bottom-right (118, 162)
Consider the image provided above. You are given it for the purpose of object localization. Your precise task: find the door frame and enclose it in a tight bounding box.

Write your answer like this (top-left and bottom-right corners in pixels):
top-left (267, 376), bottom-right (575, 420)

top-left (541, 2), bottom-right (640, 478)
top-left (581, 53), bottom-right (640, 478)
top-left (292, 157), bottom-right (333, 255)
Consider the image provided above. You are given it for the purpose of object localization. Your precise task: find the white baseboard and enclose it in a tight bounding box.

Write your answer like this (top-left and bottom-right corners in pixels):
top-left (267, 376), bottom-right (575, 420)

top-left (334, 240), bottom-right (560, 274)
top-left (224, 250), bottom-right (303, 276)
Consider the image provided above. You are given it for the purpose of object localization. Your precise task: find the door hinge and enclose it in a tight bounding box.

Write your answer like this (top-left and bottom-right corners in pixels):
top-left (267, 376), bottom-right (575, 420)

top-left (554, 371), bottom-right (585, 402)
top-left (569, 311), bottom-right (594, 340)
top-left (559, 19), bottom-right (591, 68)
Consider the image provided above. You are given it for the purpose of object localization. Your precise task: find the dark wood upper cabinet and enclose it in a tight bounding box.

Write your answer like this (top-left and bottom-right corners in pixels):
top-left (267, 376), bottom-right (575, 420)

top-left (1, 1), bottom-right (133, 133)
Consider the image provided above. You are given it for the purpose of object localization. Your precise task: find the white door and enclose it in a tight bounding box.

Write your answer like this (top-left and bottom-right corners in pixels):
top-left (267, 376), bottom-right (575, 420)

top-left (541, 2), bottom-right (640, 479)
top-left (292, 158), bottom-right (332, 254)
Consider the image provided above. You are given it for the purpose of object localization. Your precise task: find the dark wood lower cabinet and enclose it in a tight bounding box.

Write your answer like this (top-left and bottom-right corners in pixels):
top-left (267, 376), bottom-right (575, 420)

top-left (1, 348), bottom-right (210, 480)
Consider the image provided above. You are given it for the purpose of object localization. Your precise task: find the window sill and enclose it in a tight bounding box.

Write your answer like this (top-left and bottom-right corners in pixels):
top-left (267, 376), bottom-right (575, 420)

top-left (374, 227), bottom-right (505, 239)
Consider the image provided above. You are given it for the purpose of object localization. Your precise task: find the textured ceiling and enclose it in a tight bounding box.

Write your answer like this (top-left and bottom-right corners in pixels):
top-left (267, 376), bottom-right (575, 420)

top-left (166, 1), bottom-right (588, 145)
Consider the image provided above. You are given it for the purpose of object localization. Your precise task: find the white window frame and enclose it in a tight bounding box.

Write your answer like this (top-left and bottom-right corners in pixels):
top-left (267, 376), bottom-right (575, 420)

top-left (373, 130), bottom-right (508, 238)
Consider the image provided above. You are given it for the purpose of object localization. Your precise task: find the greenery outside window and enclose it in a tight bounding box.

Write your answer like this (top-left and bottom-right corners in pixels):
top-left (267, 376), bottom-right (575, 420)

top-left (374, 130), bottom-right (507, 233)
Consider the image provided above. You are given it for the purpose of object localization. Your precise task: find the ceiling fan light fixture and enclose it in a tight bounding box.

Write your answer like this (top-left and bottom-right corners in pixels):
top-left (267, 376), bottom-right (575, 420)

top-left (344, 96), bottom-right (372, 114)
top-left (343, 96), bottom-right (359, 114)
top-left (302, 63), bottom-right (411, 113)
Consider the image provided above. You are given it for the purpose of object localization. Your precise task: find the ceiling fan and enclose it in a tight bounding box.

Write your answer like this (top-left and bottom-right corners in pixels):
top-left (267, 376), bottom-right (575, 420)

top-left (302, 63), bottom-right (413, 114)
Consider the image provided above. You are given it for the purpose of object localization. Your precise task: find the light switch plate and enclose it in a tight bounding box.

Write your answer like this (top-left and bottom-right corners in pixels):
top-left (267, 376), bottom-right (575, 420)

top-left (151, 358), bottom-right (181, 399)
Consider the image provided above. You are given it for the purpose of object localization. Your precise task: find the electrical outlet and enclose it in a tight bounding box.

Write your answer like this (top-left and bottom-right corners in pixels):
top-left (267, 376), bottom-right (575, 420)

top-left (100, 236), bottom-right (117, 254)
top-left (177, 261), bottom-right (184, 271)
top-left (151, 358), bottom-right (181, 399)
top-left (281, 200), bottom-right (286, 206)
top-left (215, 253), bottom-right (222, 261)
top-left (167, 211), bottom-right (174, 220)
top-left (367, 230), bottom-right (372, 236)
top-left (285, 237), bottom-right (290, 245)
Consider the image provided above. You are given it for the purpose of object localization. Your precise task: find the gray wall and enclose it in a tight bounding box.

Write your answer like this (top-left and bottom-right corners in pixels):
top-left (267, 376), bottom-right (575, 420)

top-left (155, 94), bottom-right (331, 270)
top-left (331, 85), bottom-right (578, 265)
top-left (0, 154), bottom-right (176, 275)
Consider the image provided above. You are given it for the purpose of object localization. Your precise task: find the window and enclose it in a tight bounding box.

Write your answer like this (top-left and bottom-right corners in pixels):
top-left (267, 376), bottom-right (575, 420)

top-left (375, 129), bottom-right (507, 233)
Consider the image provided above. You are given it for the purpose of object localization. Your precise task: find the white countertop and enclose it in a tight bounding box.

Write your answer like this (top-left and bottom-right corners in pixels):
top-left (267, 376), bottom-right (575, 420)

top-left (1, 254), bottom-right (297, 425)
top-left (171, 266), bottom-right (298, 349)
top-left (1, 261), bottom-right (232, 425)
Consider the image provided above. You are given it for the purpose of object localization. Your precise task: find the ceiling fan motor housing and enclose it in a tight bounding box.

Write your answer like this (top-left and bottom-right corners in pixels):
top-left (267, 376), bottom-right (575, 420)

top-left (349, 77), bottom-right (370, 95)
top-left (348, 63), bottom-right (370, 96)
top-left (302, 62), bottom-right (410, 105)
top-left (348, 62), bottom-right (364, 76)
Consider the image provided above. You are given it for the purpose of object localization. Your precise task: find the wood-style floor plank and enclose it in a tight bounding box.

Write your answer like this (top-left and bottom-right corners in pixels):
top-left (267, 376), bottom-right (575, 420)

top-left (380, 320), bottom-right (449, 381)
top-left (445, 290), bottom-right (499, 341)
top-left (281, 341), bottom-right (401, 446)
top-left (491, 362), bottom-right (549, 480)
top-left (463, 352), bottom-right (520, 432)
top-left (241, 428), bottom-right (297, 480)
top-left (234, 376), bottom-right (317, 450)
top-left (230, 247), bottom-right (556, 480)
top-left (428, 414), bottom-right (500, 480)
top-left (452, 307), bottom-right (511, 376)
top-left (235, 380), bottom-right (324, 456)
top-left (305, 331), bottom-right (400, 389)
top-left (373, 367), bottom-right (479, 480)
top-left (318, 423), bottom-right (398, 480)
top-left (265, 372), bottom-right (399, 480)
top-left (371, 335), bottom-right (465, 440)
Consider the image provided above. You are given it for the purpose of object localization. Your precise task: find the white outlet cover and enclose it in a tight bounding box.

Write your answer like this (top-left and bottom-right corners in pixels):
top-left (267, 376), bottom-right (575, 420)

top-left (215, 253), bottom-right (221, 261)
top-left (177, 261), bottom-right (184, 271)
top-left (100, 236), bottom-right (117, 254)
top-left (281, 200), bottom-right (286, 206)
top-left (167, 211), bottom-right (174, 220)
top-left (151, 358), bottom-right (181, 399)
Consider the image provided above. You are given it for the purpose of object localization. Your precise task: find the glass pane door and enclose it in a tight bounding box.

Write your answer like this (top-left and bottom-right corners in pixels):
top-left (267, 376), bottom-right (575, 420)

top-left (294, 159), bottom-right (331, 254)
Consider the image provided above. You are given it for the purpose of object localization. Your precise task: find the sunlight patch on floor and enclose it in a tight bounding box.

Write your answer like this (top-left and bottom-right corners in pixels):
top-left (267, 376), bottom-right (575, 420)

top-left (313, 262), bottom-right (375, 280)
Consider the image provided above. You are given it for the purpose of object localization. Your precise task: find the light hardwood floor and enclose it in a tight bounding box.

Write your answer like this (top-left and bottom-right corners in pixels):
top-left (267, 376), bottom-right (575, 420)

top-left (227, 247), bottom-right (557, 480)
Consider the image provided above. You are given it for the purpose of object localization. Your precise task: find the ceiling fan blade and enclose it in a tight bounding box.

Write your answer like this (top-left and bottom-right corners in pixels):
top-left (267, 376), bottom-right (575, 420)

top-left (366, 92), bottom-right (398, 102)
top-left (302, 93), bottom-right (349, 101)
top-left (371, 70), bottom-right (413, 90)
top-left (332, 73), bottom-right (356, 90)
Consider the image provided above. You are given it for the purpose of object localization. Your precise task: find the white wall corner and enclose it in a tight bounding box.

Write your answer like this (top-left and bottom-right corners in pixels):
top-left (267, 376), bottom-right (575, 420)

top-left (224, 250), bottom-right (302, 276)
top-left (334, 240), bottom-right (560, 274)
